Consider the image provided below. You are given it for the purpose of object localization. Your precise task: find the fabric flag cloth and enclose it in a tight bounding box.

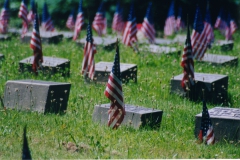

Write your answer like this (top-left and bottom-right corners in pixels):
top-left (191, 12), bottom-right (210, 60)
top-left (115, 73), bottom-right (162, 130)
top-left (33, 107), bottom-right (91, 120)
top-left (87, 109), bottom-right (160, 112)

top-left (176, 7), bottom-right (185, 31)
top-left (104, 40), bottom-right (125, 129)
top-left (214, 8), bottom-right (227, 36)
top-left (198, 100), bottom-right (215, 145)
top-left (122, 2), bottom-right (138, 48)
top-left (204, 3), bottom-right (214, 48)
top-left (0, 0), bottom-right (10, 34)
top-left (112, 2), bottom-right (124, 34)
top-left (81, 23), bottom-right (97, 80)
top-left (73, 0), bottom-right (84, 41)
top-left (225, 13), bottom-right (237, 41)
top-left (22, 126), bottom-right (32, 160)
top-left (191, 6), bottom-right (208, 60)
top-left (41, 2), bottom-right (54, 32)
top-left (164, 1), bottom-right (176, 36)
top-left (66, 9), bottom-right (75, 30)
top-left (18, 0), bottom-right (29, 38)
top-left (181, 18), bottom-right (194, 91)
top-left (30, 8), bottom-right (43, 74)
top-left (140, 2), bottom-right (155, 44)
top-left (27, 0), bottom-right (35, 24)
top-left (92, 2), bottom-right (107, 36)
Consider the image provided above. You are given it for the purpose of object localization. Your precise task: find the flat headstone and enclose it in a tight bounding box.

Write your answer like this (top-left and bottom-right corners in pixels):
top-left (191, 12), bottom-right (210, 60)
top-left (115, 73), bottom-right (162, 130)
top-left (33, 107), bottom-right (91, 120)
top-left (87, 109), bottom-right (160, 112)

top-left (94, 61), bottom-right (137, 83)
top-left (93, 103), bottom-right (163, 129)
top-left (140, 44), bottom-right (180, 55)
top-left (0, 34), bottom-right (11, 41)
top-left (173, 35), bottom-right (186, 44)
top-left (170, 72), bottom-right (228, 104)
top-left (195, 107), bottom-right (240, 141)
top-left (19, 56), bottom-right (70, 76)
top-left (58, 31), bottom-right (74, 39)
top-left (3, 80), bottom-right (71, 113)
top-left (8, 28), bottom-right (21, 35)
top-left (21, 32), bottom-right (63, 44)
top-left (215, 40), bottom-right (234, 51)
top-left (200, 53), bottom-right (238, 66)
top-left (155, 38), bottom-right (175, 45)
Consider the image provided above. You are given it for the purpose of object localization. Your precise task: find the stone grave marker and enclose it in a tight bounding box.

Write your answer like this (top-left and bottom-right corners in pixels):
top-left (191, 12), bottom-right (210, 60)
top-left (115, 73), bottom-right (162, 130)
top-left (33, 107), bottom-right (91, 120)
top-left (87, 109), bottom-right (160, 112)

top-left (93, 61), bottom-right (137, 83)
top-left (19, 56), bottom-right (70, 77)
top-left (195, 107), bottom-right (240, 141)
top-left (173, 34), bottom-right (186, 44)
top-left (21, 32), bottom-right (63, 44)
top-left (140, 44), bottom-right (180, 55)
top-left (58, 31), bottom-right (74, 40)
top-left (3, 79), bottom-right (71, 113)
top-left (200, 53), bottom-right (238, 66)
top-left (93, 103), bottom-right (163, 129)
top-left (155, 38), bottom-right (175, 45)
top-left (0, 34), bottom-right (11, 41)
top-left (215, 40), bottom-right (234, 51)
top-left (170, 72), bottom-right (228, 104)
top-left (8, 28), bottom-right (21, 36)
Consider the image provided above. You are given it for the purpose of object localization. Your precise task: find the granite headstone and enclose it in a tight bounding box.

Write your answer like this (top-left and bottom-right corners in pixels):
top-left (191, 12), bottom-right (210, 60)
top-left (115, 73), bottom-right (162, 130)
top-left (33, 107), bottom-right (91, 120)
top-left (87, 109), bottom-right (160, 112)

top-left (200, 53), bottom-right (238, 66)
top-left (140, 44), bottom-right (180, 55)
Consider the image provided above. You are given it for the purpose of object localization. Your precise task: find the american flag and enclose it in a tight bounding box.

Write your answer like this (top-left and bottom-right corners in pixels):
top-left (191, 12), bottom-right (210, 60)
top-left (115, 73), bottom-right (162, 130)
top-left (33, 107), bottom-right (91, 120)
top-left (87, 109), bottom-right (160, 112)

top-left (140, 2), bottom-right (155, 44)
top-left (191, 6), bottom-right (208, 60)
top-left (0, 0), bottom-right (10, 34)
top-left (198, 100), bottom-right (215, 145)
top-left (122, 3), bottom-right (138, 47)
top-left (27, 0), bottom-right (35, 24)
top-left (73, 0), bottom-right (84, 41)
top-left (214, 8), bottom-right (227, 36)
top-left (22, 126), bottom-right (32, 160)
top-left (18, 0), bottom-right (29, 38)
top-left (229, 14), bottom-right (237, 35)
top-left (82, 23), bottom-right (97, 80)
top-left (112, 2), bottom-right (124, 34)
top-left (104, 40), bottom-right (125, 129)
top-left (176, 7), bottom-right (185, 31)
top-left (204, 2), bottom-right (214, 48)
top-left (41, 2), bottom-right (54, 32)
top-left (164, 1), bottom-right (176, 36)
top-left (30, 8), bottom-right (43, 74)
top-left (225, 13), bottom-right (237, 40)
top-left (181, 19), bottom-right (194, 91)
top-left (66, 9), bottom-right (75, 31)
top-left (92, 2), bottom-right (107, 37)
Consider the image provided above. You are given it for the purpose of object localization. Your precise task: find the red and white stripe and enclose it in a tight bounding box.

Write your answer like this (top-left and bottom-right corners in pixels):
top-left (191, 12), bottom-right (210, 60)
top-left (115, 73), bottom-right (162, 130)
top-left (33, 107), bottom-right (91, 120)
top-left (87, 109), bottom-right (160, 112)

top-left (42, 18), bottom-right (54, 32)
top-left (112, 12), bottom-right (124, 34)
top-left (0, 9), bottom-right (9, 34)
top-left (27, 10), bottom-right (34, 23)
top-left (92, 13), bottom-right (107, 36)
top-left (66, 15), bottom-right (75, 30)
top-left (204, 22), bottom-right (214, 47)
top-left (141, 17), bottom-right (155, 44)
top-left (18, 1), bottom-right (28, 37)
top-left (164, 16), bottom-right (176, 36)
top-left (230, 20), bottom-right (237, 35)
top-left (206, 126), bottom-right (215, 145)
top-left (122, 21), bottom-right (137, 47)
top-left (73, 12), bottom-right (84, 40)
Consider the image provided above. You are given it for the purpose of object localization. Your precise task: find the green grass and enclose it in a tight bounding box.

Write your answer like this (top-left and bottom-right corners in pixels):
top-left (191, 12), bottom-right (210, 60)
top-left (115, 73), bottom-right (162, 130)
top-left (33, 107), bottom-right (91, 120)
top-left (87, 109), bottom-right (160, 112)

top-left (0, 30), bottom-right (240, 159)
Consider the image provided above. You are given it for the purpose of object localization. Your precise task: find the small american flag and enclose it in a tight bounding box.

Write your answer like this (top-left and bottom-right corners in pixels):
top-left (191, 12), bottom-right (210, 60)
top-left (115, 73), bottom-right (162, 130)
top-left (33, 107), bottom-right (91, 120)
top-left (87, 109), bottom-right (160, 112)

top-left (112, 2), bottom-right (124, 34)
top-left (198, 100), bottom-right (215, 145)
top-left (214, 9), bottom-right (227, 36)
top-left (30, 8), bottom-right (43, 74)
top-left (141, 2), bottom-right (155, 44)
top-left (176, 7), bottom-right (185, 31)
top-left (191, 6), bottom-right (208, 60)
top-left (73, 0), bottom-right (84, 41)
top-left (0, 0), bottom-right (10, 34)
top-left (122, 3), bottom-right (138, 47)
top-left (82, 23), bottom-right (97, 80)
top-left (18, 0), bottom-right (29, 38)
top-left (92, 2), bottom-right (107, 37)
top-left (181, 18), bottom-right (194, 91)
top-left (204, 3), bottom-right (214, 48)
top-left (66, 9), bottom-right (75, 31)
top-left (41, 2), bottom-right (54, 32)
top-left (27, 0), bottom-right (35, 24)
top-left (22, 126), bottom-right (32, 160)
top-left (225, 13), bottom-right (237, 40)
top-left (104, 40), bottom-right (125, 129)
top-left (164, 1), bottom-right (176, 36)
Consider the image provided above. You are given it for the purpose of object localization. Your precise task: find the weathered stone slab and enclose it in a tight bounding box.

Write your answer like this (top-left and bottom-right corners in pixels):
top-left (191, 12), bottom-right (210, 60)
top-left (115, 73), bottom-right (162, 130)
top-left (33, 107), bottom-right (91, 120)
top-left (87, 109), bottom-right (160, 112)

top-left (216, 40), bottom-right (234, 51)
top-left (3, 80), bottom-right (71, 113)
top-left (195, 107), bottom-right (240, 141)
top-left (8, 28), bottom-right (21, 35)
top-left (200, 53), bottom-right (238, 66)
top-left (19, 56), bottom-right (70, 77)
top-left (58, 31), bottom-right (73, 40)
top-left (155, 38), bottom-right (175, 45)
top-left (21, 32), bottom-right (63, 44)
top-left (94, 61), bottom-right (137, 83)
top-left (170, 72), bottom-right (228, 104)
top-left (140, 44), bottom-right (180, 55)
top-left (173, 34), bottom-right (186, 44)
top-left (0, 34), bottom-right (11, 41)
top-left (93, 103), bottom-right (163, 129)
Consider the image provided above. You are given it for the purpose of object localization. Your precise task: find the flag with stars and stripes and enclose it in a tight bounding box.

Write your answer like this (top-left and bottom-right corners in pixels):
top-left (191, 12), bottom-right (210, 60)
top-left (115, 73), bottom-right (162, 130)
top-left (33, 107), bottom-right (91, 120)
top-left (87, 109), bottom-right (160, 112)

top-left (198, 100), bottom-right (215, 145)
top-left (214, 8), bottom-right (227, 36)
top-left (122, 2), bottom-right (138, 47)
top-left (30, 7), bottom-right (43, 74)
top-left (204, 2), bottom-right (214, 48)
top-left (112, 2), bottom-right (124, 34)
top-left (18, 0), bottom-right (29, 38)
top-left (22, 126), bottom-right (32, 160)
top-left (27, 0), bottom-right (35, 24)
top-left (225, 13), bottom-right (237, 41)
top-left (140, 2), bottom-right (155, 44)
top-left (164, 1), bottom-right (176, 36)
top-left (104, 40), bottom-right (125, 129)
top-left (191, 6), bottom-right (208, 60)
top-left (73, 0), bottom-right (84, 41)
top-left (41, 2), bottom-right (54, 32)
top-left (0, 0), bottom-right (10, 34)
top-left (66, 9), bottom-right (75, 30)
top-left (181, 18), bottom-right (194, 91)
top-left (92, 2), bottom-right (107, 36)
top-left (82, 23), bottom-right (97, 80)
top-left (176, 7), bottom-right (185, 31)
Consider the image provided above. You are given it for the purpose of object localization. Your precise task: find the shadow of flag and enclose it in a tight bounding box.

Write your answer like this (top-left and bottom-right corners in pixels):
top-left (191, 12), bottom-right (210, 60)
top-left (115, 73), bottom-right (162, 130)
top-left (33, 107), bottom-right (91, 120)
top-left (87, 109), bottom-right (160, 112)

top-left (22, 126), bottom-right (32, 160)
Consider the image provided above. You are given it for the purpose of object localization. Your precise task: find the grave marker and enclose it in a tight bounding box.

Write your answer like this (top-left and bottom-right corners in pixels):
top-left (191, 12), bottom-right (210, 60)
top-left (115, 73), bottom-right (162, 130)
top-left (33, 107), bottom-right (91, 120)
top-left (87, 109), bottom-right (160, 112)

top-left (216, 40), bottom-right (234, 51)
top-left (195, 107), bottom-right (240, 141)
top-left (93, 103), bottom-right (163, 129)
top-left (8, 28), bottom-right (21, 36)
top-left (200, 53), bottom-right (238, 66)
top-left (3, 80), bottom-right (71, 113)
top-left (21, 32), bottom-right (63, 44)
top-left (58, 31), bottom-right (74, 40)
top-left (0, 34), bottom-right (11, 41)
top-left (140, 44), bottom-right (180, 55)
top-left (173, 34), bottom-right (186, 44)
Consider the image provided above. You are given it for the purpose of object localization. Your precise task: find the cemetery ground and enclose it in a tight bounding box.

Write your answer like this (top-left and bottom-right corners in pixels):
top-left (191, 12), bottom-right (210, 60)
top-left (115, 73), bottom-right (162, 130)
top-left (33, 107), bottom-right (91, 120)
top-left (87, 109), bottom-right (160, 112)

top-left (0, 31), bottom-right (240, 159)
